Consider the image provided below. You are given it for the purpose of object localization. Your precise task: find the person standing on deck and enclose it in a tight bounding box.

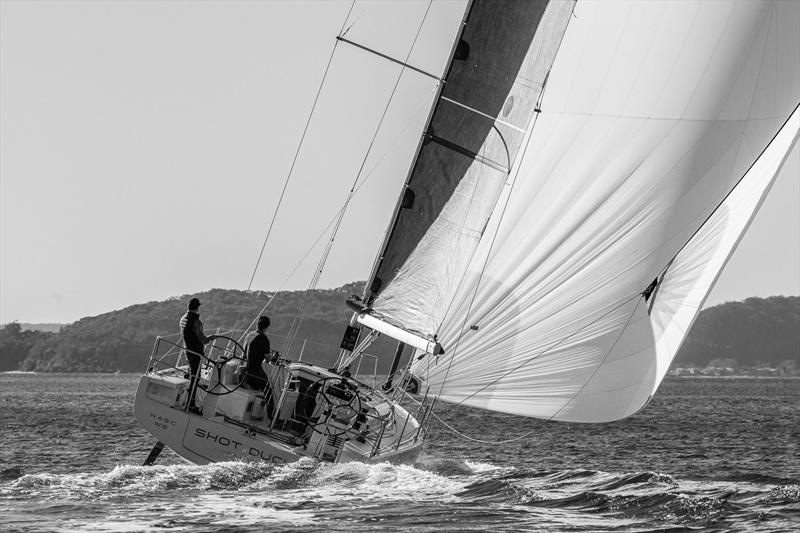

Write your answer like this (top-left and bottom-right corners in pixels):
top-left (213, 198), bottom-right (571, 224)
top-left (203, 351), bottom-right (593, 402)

top-left (180, 297), bottom-right (216, 414)
top-left (245, 316), bottom-right (275, 417)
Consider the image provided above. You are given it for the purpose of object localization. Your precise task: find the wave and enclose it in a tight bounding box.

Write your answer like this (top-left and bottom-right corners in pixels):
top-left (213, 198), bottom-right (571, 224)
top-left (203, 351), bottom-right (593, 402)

top-left (455, 468), bottom-right (800, 527)
top-left (762, 484), bottom-right (800, 504)
top-left (3, 459), bottom-right (796, 530)
top-left (0, 467), bottom-right (23, 481)
top-left (721, 472), bottom-right (800, 486)
top-left (1, 462), bottom-right (278, 499)
top-left (0, 458), bottom-right (468, 503)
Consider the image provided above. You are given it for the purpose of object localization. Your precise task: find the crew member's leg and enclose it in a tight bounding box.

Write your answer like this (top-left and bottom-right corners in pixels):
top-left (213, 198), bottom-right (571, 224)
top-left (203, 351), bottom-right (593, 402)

top-left (186, 353), bottom-right (201, 411)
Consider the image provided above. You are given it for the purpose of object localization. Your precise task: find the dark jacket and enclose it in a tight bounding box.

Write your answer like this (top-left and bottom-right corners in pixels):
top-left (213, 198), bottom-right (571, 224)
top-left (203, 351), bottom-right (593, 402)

top-left (246, 331), bottom-right (270, 390)
top-left (180, 311), bottom-right (209, 358)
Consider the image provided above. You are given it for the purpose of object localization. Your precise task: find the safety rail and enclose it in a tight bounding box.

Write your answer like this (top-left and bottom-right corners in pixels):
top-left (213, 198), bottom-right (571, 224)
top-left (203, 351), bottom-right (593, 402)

top-left (145, 334), bottom-right (249, 412)
top-left (146, 335), bottom-right (242, 374)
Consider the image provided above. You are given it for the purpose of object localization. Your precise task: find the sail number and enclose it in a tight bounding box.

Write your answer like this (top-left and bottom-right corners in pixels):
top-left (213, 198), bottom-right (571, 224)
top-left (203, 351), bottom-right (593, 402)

top-left (149, 412), bottom-right (177, 430)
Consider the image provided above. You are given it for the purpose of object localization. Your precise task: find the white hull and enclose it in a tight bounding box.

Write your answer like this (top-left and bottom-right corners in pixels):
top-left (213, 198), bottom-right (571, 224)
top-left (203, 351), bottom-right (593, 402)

top-left (134, 363), bottom-right (424, 465)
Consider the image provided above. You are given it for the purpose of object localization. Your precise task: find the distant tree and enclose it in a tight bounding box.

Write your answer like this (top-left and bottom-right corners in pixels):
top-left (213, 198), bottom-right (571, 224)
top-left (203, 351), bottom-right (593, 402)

top-left (0, 323), bottom-right (54, 371)
top-left (676, 296), bottom-right (800, 366)
top-left (13, 288), bottom-right (797, 373)
top-left (15, 282), bottom-right (386, 373)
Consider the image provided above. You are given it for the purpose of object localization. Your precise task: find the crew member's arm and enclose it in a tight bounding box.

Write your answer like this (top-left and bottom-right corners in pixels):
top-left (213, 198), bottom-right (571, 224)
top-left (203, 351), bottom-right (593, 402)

top-left (194, 320), bottom-right (215, 344)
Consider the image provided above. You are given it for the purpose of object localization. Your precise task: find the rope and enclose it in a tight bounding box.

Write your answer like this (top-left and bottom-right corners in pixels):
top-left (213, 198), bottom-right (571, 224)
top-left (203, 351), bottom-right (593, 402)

top-left (396, 388), bottom-right (541, 444)
top-left (430, 411), bottom-right (540, 445)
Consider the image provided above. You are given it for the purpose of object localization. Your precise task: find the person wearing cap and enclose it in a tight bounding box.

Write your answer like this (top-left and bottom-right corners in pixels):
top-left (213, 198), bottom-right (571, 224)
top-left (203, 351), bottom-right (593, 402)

top-left (244, 316), bottom-right (275, 417)
top-left (179, 297), bottom-right (216, 414)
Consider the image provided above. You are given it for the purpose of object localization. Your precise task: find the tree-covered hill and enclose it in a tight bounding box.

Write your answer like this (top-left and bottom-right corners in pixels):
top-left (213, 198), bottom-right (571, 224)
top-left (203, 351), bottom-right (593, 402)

top-left (1, 288), bottom-right (797, 373)
top-left (674, 296), bottom-right (799, 367)
top-left (1, 282), bottom-right (380, 373)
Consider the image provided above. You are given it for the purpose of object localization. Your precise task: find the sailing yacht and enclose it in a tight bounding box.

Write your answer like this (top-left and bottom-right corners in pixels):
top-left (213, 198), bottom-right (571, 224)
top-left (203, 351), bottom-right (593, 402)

top-left (134, 0), bottom-right (799, 465)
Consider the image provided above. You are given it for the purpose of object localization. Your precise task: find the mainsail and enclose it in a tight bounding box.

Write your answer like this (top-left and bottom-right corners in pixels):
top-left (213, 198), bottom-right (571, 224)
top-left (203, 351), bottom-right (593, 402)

top-left (365, 0), bottom-right (575, 335)
top-left (361, 0), bottom-right (799, 423)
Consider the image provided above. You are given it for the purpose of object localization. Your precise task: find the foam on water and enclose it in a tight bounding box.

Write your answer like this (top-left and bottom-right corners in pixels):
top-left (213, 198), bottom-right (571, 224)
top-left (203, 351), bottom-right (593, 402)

top-left (3, 460), bottom-right (799, 532)
top-left (3, 374), bottom-right (799, 532)
top-left (2, 459), bottom-right (470, 502)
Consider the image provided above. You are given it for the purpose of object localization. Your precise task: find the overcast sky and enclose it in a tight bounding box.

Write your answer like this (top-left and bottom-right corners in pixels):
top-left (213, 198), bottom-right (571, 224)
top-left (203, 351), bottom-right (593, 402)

top-left (1, 0), bottom-right (798, 324)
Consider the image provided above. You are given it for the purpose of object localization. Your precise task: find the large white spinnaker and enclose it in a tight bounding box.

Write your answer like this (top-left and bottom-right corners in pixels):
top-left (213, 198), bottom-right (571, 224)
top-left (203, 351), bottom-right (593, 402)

top-left (520, 105), bottom-right (799, 423)
top-left (648, 107), bottom-right (800, 394)
top-left (391, 0), bottom-right (799, 422)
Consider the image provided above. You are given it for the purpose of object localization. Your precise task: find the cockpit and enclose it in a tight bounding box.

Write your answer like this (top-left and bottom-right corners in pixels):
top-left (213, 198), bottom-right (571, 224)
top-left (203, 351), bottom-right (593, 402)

top-left (138, 333), bottom-right (423, 463)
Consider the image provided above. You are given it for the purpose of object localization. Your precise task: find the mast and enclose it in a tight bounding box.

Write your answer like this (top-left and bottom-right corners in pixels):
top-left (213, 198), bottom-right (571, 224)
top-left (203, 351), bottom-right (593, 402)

top-left (361, 1), bottom-right (475, 304)
top-left (334, 1), bottom-right (475, 371)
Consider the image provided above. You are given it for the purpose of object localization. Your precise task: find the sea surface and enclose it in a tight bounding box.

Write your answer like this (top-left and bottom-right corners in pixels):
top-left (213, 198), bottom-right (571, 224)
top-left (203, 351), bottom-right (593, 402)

top-left (1, 373), bottom-right (798, 532)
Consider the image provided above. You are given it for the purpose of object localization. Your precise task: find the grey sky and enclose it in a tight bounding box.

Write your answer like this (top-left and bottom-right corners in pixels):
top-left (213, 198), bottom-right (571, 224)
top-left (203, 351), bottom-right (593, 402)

top-left (1, 0), bottom-right (798, 324)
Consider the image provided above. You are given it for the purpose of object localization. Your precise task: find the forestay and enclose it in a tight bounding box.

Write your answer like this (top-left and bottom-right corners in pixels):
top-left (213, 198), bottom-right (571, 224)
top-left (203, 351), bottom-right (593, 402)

top-left (369, 0), bottom-right (799, 422)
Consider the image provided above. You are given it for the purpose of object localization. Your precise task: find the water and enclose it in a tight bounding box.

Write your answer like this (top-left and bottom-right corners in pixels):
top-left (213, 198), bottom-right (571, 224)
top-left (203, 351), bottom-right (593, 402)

top-left (1, 374), bottom-right (798, 532)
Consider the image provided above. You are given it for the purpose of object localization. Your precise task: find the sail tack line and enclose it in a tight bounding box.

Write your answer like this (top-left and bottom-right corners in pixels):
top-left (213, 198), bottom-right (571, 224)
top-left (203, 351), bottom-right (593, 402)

top-left (402, 390), bottom-right (542, 445)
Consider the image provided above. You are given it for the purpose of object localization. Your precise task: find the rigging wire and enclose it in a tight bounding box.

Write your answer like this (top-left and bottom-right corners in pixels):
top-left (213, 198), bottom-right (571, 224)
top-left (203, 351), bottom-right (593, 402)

top-left (432, 412), bottom-right (540, 445)
top-left (282, 0), bottom-right (437, 353)
top-left (236, 83), bottom-right (438, 345)
top-left (341, 5), bottom-right (366, 38)
top-left (245, 2), bottom-right (357, 292)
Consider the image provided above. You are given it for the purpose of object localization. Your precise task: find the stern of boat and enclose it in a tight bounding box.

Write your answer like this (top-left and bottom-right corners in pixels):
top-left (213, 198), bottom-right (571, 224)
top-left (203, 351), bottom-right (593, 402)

top-left (134, 335), bottom-right (427, 465)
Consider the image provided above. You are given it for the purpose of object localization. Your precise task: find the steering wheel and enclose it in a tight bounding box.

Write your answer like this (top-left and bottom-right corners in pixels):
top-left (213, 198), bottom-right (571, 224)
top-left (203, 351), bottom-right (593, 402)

top-left (309, 377), bottom-right (363, 437)
top-left (203, 335), bottom-right (248, 395)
